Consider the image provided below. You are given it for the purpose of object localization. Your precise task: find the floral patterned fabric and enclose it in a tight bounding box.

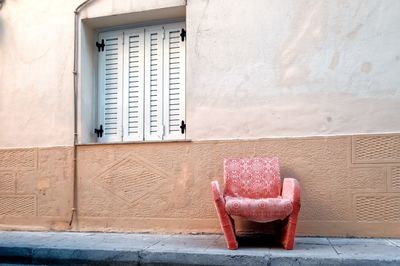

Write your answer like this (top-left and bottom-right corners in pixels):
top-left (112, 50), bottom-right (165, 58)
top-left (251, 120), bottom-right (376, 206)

top-left (225, 196), bottom-right (293, 223)
top-left (223, 157), bottom-right (281, 199)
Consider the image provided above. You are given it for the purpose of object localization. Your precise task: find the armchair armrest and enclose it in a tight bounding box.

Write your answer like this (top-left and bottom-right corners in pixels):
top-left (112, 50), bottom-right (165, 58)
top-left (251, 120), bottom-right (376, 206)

top-left (281, 178), bottom-right (301, 212)
top-left (211, 180), bottom-right (224, 203)
top-left (280, 178), bottom-right (301, 249)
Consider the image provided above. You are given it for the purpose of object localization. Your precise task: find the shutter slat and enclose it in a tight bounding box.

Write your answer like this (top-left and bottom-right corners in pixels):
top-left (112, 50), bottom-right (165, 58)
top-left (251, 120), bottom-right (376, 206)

top-left (163, 23), bottom-right (186, 140)
top-left (98, 31), bottom-right (124, 142)
top-left (144, 27), bottom-right (164, 141)
top-left (123, 29), bottom-right (145, 141)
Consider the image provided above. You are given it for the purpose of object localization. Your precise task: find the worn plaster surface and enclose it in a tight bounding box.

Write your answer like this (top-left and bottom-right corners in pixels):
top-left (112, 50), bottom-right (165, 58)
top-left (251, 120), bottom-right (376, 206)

top-left (0, 147), bottom-right (73, 230)
top-left (1, 134), bottom-right (399, 237)
top-left (1, 0), bottom-right (400, 147)
top-left (0, 0), bottom-right (399, 237)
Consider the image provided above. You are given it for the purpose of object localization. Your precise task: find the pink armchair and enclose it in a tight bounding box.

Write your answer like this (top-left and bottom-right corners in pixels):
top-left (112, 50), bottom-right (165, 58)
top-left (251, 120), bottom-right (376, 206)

top-left (211, 157), bottom-right (301, 250)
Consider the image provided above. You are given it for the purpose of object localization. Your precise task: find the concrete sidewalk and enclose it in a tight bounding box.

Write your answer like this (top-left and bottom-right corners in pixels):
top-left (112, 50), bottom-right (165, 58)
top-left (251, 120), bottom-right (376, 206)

top-left (0, 231), bottom-right (399, 265)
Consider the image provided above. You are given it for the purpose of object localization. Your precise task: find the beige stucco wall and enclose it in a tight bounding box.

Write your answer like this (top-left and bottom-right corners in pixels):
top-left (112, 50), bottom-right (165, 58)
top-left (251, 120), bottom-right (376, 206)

top-left (0, 0), bottom-right (400, 238)
top-left (1, 0), bottom-right (400, 147)
top-left (0, 147), bottom-right (73, 230)
top-left (0, 0), bottom-right (77, 148)
top-left (187, 0), bottom-right (400, 140)
top-left (1, 134), bottom-right (400, 237)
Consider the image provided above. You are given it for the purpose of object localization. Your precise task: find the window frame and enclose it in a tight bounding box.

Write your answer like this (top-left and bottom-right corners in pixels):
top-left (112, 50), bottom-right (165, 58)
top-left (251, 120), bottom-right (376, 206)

top-left (95, 21), bottom-right (186, 144)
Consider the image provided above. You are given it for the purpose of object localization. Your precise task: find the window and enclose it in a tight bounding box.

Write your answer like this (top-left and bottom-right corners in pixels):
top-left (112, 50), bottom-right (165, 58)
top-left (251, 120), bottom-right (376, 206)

top-left (96, 22), bottom-right (186, 143)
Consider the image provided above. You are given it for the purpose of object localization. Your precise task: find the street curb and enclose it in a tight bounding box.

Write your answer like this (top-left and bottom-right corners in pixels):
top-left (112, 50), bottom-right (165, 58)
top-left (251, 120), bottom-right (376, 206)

top-left (2, 246), bottom-right (400, 266)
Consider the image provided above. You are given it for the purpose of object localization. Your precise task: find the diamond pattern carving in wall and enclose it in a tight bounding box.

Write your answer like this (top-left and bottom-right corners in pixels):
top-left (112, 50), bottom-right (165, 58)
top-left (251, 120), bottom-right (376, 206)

top-left (95, 156), bottom-right (171, 204)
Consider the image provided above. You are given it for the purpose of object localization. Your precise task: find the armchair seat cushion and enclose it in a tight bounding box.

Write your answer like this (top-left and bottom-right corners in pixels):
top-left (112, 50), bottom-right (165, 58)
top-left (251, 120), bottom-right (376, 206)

top-left (225, 196), bottom-right (293, 223)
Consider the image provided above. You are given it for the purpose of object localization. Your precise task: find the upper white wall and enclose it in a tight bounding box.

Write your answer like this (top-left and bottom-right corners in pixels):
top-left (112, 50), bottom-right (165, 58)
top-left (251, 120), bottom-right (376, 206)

top-left (0, 0), bottom-right (399, 147)
top-left (186, 0), bottom-right (400, 140)
top-left (0, 0), bottom-right (77, 148)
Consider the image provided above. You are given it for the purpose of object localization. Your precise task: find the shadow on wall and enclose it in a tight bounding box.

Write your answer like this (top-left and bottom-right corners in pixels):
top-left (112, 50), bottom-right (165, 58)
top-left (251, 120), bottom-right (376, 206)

top-left (0, 18), bottom-right (3, 46)
top-left (0, 0), bottom-right (4, 45)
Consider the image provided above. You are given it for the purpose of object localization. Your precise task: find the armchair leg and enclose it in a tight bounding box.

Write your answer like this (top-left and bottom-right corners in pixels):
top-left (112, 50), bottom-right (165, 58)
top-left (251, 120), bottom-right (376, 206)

top-left (211, 181), bottom-right (238, 249)
top-left (214, 204), bottom-right (238, 249)
top-left (280, 211), bottom-right (299, 250)
top-left (221, 216), bottom-right (238, 250)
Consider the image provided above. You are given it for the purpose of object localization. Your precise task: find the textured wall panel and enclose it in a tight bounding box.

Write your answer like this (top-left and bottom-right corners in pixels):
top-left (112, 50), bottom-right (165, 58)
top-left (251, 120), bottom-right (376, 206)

top-left (353, 135), bottom-right (400, 163)
top-left (348, 167), bottom-right (386, 190)
top-left (0, 172), bottom-right (15, 193)
top-left (15, 171), bottom-right (37, 194)
top-left (1, 135), bottom-right (400, 237)
top-left (38, 147), bottom-right (73, 169)
top-left (0, 149), bottom-right (36, 169)
top-left (0, 147), bottom-right (72, 230)
top-left (74, 135), bottom-right (400, 236)
top-left (392, 166), bottom-right (400, 190)
top-left (0, 195), bottom-right (36, 216)
top-left (95, 157), bottom-right (170, 204)
top-left (355, 194), bottom-right (400, 222)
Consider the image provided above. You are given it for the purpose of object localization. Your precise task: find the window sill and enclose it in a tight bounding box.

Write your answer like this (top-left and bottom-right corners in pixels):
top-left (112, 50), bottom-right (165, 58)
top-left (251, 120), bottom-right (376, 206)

top-left (76, 139), bottom-right (192, 146)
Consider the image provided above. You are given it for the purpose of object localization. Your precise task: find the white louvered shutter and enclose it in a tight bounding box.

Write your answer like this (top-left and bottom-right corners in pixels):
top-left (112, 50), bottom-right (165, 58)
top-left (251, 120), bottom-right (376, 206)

top-left (144, 26), bottom-right (164, 141)
top-left (97, 31), bottom-right (123, 143)
top-left (163, 23), bottom-right (186, 140)
top-left (123, 28), bottom-right (145, 141)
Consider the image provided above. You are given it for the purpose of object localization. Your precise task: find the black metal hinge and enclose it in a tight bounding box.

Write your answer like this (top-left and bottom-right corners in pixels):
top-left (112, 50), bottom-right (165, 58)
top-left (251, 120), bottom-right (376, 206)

top-left (180, 120), bottom-right (186, 134)
top-left (94, 125), bottom-right (104, 138)
top-left (96, 39), bottom-right (105, 52)
top-left (180, 29), bottom-right (186, 42)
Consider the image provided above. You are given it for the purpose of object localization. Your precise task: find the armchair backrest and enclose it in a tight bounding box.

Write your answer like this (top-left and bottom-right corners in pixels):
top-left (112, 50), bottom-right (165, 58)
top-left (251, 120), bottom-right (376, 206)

top-left (223, 157), bottom-right (281, 199)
